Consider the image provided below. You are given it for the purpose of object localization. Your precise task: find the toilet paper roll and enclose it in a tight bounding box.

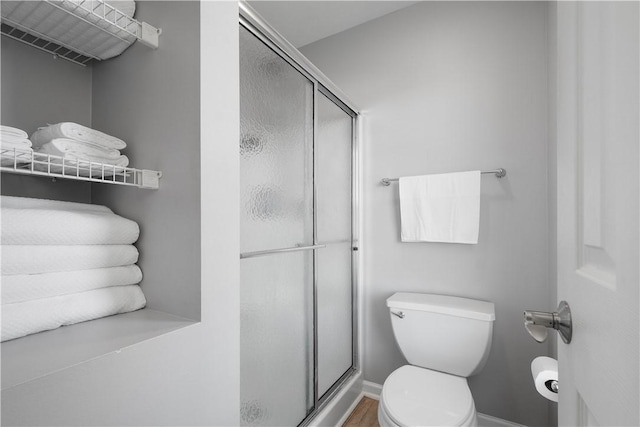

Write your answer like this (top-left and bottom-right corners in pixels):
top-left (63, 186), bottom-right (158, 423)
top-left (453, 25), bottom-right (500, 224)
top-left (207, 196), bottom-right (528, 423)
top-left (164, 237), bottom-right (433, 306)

top-left (531, 356), bottom-right (559, 402)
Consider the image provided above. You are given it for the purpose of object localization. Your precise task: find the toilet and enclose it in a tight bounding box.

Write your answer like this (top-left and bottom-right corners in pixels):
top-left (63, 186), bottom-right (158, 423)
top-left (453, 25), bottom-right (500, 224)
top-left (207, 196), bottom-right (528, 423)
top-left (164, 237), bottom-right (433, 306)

top-left (378, 292), bottom-right (495, 427)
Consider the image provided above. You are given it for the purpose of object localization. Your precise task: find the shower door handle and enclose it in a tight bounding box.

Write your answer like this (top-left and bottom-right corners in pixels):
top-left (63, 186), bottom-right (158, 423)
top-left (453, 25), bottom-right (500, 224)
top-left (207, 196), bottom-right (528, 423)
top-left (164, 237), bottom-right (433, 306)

top-left (240, 244), bottom-right (326, 259)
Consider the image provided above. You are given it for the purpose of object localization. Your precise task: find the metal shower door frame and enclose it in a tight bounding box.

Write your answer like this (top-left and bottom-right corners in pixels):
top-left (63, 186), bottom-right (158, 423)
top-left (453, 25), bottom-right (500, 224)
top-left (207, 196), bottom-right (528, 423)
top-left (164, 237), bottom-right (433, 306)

top-left (239, 3), bottom-right (360, 426)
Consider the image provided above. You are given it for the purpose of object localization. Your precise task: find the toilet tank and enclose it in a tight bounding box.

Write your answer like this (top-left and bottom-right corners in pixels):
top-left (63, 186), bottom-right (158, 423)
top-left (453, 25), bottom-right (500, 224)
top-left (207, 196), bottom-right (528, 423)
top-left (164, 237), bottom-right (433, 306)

top-left (387, 292), bottom-right (495, 377)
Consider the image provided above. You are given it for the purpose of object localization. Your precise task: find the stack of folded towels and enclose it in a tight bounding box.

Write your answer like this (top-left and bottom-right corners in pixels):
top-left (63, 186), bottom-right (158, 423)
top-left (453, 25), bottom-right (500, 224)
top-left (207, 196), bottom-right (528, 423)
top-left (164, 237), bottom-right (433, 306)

top-left (31, 122), bottom-right (129, 167)
top-left (1, 196), bottom-right (146, 342)
top-left (1, 125), bottom-right (33, 165)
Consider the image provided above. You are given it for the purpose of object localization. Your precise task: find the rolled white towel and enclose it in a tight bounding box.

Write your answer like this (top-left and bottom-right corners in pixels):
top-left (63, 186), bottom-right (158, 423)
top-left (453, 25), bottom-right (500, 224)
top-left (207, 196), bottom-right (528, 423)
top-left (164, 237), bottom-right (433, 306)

top-left (2, 265), bottom-right (143, 304)
top-left (37, 142), bottom-right (129, 167)
top-left (1, 285), bottom-right (147, 342)
top-left (1, 245), bottom-right (139, 275)
top-left (31, 122), bottom-right (126, 150)
top-left (0, 125), bottom-right (28, 138)
top-left (0, 195), bottom-right (112, 213)
top-left (1, 208), bottom-right (139, 245)
top-left (38, 138), bottom-right (120, 159)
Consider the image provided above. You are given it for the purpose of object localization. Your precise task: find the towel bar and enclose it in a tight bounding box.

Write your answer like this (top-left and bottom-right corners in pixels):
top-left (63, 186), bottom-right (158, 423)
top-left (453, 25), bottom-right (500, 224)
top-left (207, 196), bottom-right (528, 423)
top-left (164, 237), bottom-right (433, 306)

top-left (240, 244), bottom-right (326, 259)
top-left (381, 168), bottom-right (506, 186)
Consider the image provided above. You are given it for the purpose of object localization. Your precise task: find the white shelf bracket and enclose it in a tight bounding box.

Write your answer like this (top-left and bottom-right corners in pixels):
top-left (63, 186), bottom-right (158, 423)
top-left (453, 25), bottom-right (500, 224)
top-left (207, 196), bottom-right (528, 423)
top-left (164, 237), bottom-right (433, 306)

top-left (140, 170), bottom-right (161, 190)
top-left (139, 22), bottom-right (161, 49)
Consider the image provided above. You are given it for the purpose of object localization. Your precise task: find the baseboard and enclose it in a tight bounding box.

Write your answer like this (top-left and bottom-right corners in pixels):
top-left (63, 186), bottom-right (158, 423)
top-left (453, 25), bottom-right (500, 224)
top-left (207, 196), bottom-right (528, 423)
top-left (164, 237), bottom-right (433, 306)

top-left (477, 413), bottom-right (527, 427)
top-left (362, 380), bottom-right (383, 399)
top-left (359, 381), bottom-right (527, 427)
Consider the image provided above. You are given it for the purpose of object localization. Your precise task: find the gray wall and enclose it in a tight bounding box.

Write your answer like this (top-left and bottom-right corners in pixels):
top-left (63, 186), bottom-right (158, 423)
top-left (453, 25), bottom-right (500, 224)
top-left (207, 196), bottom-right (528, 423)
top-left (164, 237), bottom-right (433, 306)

top-left (1, 36), bottom-right (92, 202)
top-left (1, 2), bottom-right (240, 425)
top-left (1, 1), bottom-right (203, 322)
top-left (91, 1), bottom-right (202, 320)
top-left (302, 2), bottom-right (552, 425)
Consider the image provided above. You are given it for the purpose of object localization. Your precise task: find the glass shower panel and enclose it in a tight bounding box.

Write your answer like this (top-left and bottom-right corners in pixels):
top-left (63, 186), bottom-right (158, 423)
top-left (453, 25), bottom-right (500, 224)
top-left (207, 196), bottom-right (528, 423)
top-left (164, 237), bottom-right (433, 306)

top-left (316, 92), bottom-right (354, 398)
top-left (239, 26), bottom-right (314, 254)
top-left (239, 25), bottom-right (314, 426)
top-left (240, 252), bottom-right (313, 426)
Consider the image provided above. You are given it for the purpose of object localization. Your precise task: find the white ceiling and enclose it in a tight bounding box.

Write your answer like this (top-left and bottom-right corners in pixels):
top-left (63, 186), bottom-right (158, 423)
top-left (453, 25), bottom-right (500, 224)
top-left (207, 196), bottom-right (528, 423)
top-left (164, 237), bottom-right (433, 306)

top-left (248, 1), bottom-right (420, 47)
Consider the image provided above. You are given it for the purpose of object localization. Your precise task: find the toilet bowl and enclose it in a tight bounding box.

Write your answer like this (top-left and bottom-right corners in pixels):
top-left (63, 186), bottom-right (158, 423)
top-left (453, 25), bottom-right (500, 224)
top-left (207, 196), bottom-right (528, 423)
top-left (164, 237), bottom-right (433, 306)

top-left (379, 293), bottom-right (495, 427)
top-left (377, 366), bottom-right (477, 427)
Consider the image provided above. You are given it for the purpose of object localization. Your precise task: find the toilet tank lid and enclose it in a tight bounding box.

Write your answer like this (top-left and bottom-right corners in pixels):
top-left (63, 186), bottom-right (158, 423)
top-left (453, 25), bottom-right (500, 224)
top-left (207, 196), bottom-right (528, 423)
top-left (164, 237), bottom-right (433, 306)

top-left (387, 293), bottom-right (495, 321)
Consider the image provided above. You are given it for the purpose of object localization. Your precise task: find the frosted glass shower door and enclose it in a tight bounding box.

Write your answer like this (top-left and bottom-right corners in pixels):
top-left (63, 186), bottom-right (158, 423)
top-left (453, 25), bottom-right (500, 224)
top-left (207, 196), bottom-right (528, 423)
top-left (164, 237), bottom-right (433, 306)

top-left (239, 26), bottom-right (314, 426)
top-left (316, 92), bottom-right (354, 398)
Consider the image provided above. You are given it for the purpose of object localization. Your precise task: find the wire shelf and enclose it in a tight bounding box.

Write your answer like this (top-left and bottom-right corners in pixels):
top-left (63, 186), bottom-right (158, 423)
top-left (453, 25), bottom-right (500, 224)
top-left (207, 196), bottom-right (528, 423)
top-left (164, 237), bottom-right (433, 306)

top-left (1, 0), bottom-right (160, 66)
top-left (0, 147), bottom-right (161, 189)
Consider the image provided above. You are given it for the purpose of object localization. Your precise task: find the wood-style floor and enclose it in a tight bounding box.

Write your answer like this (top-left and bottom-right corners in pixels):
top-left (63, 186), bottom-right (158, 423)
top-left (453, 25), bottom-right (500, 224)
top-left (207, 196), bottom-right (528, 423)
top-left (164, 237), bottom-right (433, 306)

top-left (342, 397), bottom-right (381, 427)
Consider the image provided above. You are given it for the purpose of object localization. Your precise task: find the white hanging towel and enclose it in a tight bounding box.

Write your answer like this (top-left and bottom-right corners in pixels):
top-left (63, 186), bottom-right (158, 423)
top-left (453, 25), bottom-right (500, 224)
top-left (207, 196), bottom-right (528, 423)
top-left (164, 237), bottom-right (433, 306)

top-left (399, 171), bottom-right (481, 244)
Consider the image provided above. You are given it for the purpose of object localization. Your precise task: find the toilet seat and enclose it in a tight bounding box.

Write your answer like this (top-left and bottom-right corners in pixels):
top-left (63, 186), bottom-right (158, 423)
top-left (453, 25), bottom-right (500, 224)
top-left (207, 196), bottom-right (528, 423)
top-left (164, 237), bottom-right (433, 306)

top-left (380, 365), bottom-right (476, 427)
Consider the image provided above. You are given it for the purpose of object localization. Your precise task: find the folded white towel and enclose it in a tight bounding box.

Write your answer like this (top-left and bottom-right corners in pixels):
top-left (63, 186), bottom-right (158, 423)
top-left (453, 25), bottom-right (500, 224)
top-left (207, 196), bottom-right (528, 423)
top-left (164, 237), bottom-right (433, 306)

top-left (37, 142), bottom-right (129, 167)
top-left (1, 245), bottom-right (139, 275)
top-left (0, 195), bottom-right (112, 213)
top-left (399, 171), bottom-right (481, 244)
top-left (2, 265), bottom-right (143, 304)
top-left (1, 208), bottom-right (139, 245)
top-left (1, 285), bottom-right (147, 341)
top-left (0, 125), bottom-right (28, 138)
top-left (38, 138), bottom-right (120, 159)
top-left (1, 134), bottom-right (32, 147)
top-left (31, 122), bottom-right (126, 150)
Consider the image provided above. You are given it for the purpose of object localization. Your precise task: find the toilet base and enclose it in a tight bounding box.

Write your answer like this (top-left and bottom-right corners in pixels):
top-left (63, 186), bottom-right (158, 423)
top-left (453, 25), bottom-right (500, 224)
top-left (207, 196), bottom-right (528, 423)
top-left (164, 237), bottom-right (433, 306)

top-left (377, 394), bottom-right (396, 427)
top-left (378, 395), bottom-right (478, 427)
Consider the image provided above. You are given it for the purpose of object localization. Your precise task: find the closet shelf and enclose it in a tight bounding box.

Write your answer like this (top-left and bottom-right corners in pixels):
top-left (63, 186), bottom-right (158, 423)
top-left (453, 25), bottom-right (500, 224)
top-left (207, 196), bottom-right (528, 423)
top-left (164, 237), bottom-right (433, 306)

top-left (1, 147), bottom-right (162, 189)
top-left (2, 308), bottom-right (197, 390)
top-left (0, 0), bottom-right (160, 66)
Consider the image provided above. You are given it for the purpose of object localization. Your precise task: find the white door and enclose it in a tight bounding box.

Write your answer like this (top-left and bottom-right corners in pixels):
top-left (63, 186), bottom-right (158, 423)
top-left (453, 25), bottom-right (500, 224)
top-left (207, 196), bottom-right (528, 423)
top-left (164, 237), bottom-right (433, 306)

top-left (555, 2), bottom-right (639, 426)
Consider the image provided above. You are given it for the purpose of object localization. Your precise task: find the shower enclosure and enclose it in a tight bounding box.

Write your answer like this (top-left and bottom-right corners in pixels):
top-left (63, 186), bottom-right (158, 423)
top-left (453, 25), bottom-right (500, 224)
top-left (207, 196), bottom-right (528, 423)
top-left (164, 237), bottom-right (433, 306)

top-left (239, 5), bottom-right (359, 427)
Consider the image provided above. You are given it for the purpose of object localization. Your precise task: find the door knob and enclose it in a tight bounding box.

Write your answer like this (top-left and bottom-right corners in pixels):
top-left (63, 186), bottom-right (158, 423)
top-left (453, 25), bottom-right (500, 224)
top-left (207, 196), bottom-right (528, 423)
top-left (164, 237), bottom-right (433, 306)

top-left (524, 301), bottom-right (572, 344)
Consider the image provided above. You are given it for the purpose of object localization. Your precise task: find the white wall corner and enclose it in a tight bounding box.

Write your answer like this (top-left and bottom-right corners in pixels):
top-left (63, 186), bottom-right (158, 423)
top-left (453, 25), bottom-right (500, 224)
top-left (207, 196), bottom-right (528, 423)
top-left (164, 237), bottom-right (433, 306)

top-left (362, 380), bottom-right (383, 399)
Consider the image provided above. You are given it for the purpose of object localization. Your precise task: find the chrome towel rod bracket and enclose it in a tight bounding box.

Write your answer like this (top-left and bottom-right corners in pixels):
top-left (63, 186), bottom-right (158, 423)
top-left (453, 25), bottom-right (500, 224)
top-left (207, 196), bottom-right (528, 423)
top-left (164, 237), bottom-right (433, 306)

top-left (381, 168), bottom-right (506, 186)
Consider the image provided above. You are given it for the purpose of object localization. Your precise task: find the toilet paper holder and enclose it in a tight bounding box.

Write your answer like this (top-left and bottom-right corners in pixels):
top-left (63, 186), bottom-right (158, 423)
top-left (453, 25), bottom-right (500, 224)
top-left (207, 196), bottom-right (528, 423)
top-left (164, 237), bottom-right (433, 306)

top-left (524, 301), bottom-right (572, 344)
top-left (531, 356), bottom-right (560, 402)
